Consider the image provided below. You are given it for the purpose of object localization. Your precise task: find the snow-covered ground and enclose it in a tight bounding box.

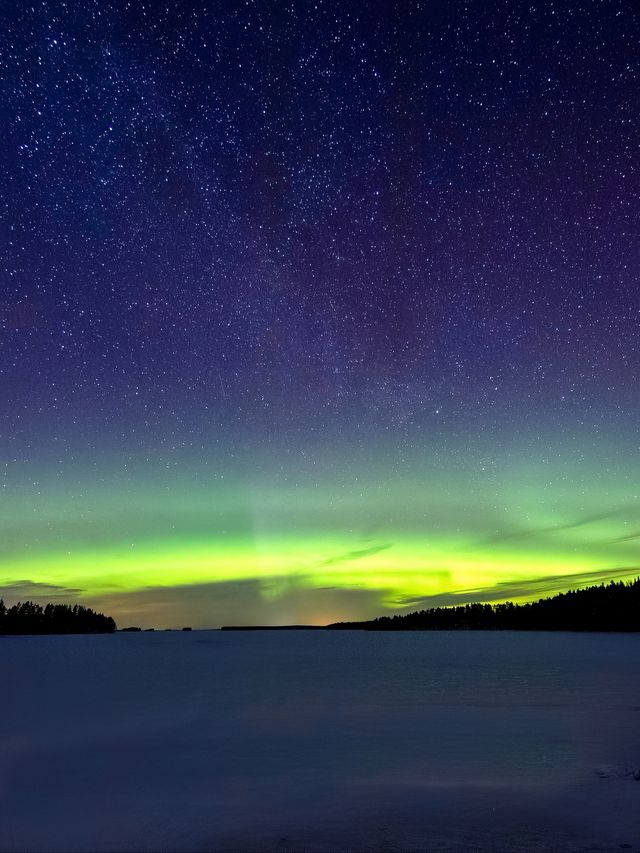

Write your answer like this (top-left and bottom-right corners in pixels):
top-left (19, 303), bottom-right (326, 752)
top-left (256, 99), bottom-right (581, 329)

top-left (1, 630), bottom-right (640, 851)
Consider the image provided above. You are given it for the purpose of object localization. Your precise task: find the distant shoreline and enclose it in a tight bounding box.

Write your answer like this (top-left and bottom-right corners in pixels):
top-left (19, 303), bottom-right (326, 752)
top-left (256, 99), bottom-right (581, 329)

top-left (4, 578), bottom-right (639, 634)
top-left (218, 624), bottom-right (640, 631)
top-left (220, 624), bottom-right (326, 630)
top-left (224, 579), bottom-right (640, 632)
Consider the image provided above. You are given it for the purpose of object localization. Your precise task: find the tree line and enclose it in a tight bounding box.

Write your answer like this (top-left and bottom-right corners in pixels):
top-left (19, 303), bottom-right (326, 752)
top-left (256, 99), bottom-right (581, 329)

top-left (328, 578), bottom-right (640, 632)
top-left (0, 600), bottom-right (116, 634)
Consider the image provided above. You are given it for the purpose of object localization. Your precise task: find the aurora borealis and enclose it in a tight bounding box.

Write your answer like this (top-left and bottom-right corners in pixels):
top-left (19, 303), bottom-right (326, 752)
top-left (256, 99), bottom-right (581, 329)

top-left (1, 1), bottom-right (638, 627)
top-left (3, 426), bottom-right (640, 627)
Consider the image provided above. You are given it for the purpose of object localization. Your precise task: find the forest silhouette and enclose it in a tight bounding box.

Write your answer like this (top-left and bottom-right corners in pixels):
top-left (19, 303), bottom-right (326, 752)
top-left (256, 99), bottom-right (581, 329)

top-left (0, 601), bottom-right (116, 634)
top-left (4, 578), bottom-right (640, 634)
top-left (328, 578), bottom-right (640, 632)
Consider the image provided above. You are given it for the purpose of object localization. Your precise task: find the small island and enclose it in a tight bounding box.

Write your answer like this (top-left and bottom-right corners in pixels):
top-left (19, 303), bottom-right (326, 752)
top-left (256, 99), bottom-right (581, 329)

top-left (0, 601), bottom-right (116, 635)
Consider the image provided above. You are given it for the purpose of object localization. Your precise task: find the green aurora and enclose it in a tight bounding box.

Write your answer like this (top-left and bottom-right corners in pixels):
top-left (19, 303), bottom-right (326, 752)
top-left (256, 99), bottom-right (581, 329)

top-left (2, 0), bottom-right (638, 634)
top-left (2, 430), bottom-right (639, 627)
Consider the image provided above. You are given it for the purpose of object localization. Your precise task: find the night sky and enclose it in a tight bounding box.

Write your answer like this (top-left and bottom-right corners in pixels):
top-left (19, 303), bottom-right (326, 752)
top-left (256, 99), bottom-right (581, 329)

top-left (1, 0), bottom-right (638, 627)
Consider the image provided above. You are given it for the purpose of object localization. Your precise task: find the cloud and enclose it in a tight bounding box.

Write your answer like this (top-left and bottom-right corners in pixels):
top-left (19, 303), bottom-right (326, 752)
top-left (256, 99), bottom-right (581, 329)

top-left (83, 576), bottom-right (393, 629)
top-left (0, 579), bottom-right (82, 604)
top-left (477, 504), bottom-right (640, 548)
top-left (610, 531), bottom-right (640, 543)
top-left (480, 511), bottom-right (617, 546)
top-left (315, 543), bottom-right (391, 568)
top-left (85, 564), bottom-right (640, 629)
top-left (393, 566), bottom-right (640, 610)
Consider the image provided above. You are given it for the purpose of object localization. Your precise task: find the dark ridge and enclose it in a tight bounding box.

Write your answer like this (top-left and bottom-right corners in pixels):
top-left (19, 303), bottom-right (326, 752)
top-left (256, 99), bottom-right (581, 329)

top-left (0, 600), bottom-right (116, 635)
top-left (327, 578), bottom-right (640, 632)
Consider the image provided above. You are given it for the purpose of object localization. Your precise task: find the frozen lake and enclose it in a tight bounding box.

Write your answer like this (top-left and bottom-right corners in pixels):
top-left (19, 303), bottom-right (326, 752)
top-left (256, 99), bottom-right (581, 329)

top-left (2, 630), bottom-right (640, 851)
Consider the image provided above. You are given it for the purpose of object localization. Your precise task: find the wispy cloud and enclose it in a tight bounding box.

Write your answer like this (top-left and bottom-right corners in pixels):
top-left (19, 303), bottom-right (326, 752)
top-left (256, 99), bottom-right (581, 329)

top-left (0, 579), bottom-right (83, 603)
top-left (479, 505), bottom-right (640, 546)
top-left (610, 530), bottom-right (640, 543)
top-left (316, 543), bottom-right (391, 568)
top-left (394, 566), bottom-right (640, 610)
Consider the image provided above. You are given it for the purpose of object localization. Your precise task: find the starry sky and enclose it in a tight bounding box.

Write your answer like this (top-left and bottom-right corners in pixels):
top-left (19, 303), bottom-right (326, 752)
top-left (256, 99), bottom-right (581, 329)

top-left (1, 0), bottom-right (639, 628)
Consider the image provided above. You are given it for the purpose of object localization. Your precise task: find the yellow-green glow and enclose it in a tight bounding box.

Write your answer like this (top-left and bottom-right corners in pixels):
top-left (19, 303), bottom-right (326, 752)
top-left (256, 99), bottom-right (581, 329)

top-left (1, 532), bottom-right (636, 611)
top-left (2, 440), bottom-right (640, 626)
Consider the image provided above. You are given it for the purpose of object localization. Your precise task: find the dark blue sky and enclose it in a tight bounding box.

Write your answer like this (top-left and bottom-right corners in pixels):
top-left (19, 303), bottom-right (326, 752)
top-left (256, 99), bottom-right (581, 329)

top-left (3, 0), bottom-right (637, 444)
top-left (1, 1), bottom-right (639, 626)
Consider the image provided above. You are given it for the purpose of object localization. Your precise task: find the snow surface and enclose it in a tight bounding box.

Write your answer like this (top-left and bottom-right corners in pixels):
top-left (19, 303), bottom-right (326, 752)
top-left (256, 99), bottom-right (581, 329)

top-left (1, 630), bottom-right (640, 851)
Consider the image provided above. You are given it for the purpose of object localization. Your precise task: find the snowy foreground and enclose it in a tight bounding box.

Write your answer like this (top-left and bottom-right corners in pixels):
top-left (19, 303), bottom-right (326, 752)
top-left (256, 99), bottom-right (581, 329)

top-left (1, 630), bottom-right (640, 852)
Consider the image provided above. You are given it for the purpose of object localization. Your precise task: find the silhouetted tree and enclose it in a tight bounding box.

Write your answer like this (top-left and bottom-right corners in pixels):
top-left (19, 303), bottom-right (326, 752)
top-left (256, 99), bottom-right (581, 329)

top-left (328, 578), bottom-right (640, 632)
top-left (0, 600), bottom-right (116, 634)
